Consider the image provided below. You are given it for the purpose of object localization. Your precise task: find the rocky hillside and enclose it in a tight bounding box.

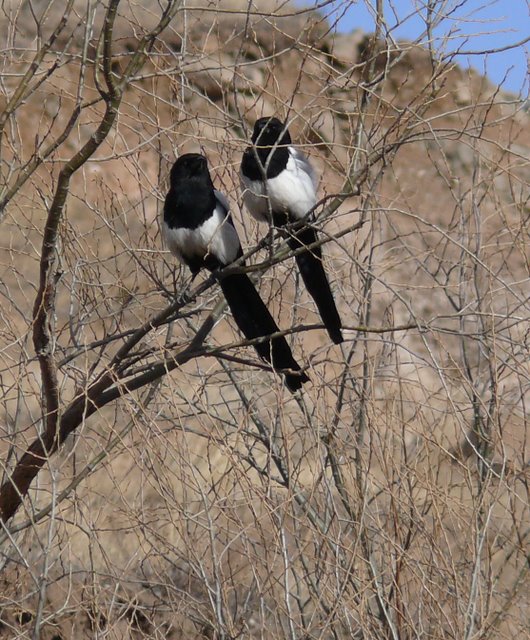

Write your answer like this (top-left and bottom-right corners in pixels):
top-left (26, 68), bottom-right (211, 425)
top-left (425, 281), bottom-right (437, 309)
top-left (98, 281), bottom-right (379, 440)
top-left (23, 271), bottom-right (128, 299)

top-left (0, 1), bottom-right (528, 638)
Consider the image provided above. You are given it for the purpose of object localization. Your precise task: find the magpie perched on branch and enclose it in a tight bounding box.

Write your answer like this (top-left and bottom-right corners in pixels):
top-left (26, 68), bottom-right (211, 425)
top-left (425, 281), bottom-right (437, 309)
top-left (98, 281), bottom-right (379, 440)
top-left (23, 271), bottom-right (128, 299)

top-left (162, 153), bottom-right (309, 392)
top-left (240, 117), bottom-right (344, 344)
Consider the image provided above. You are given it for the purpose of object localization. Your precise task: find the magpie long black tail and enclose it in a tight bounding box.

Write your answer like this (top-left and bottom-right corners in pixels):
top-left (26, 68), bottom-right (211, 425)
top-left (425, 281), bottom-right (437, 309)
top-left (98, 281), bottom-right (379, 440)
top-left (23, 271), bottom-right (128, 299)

top-left (289, 226), bottom-right (343, 344)
top-left (219, 273), bottom-right (309, 392)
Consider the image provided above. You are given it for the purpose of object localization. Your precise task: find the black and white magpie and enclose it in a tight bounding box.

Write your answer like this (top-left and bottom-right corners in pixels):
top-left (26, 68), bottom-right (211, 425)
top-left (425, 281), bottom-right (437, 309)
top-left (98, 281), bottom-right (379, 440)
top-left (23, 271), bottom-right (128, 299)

top-left (240, 117), bottom-right (344, 344)
top-left (162, 153), bottom-right (309, 392)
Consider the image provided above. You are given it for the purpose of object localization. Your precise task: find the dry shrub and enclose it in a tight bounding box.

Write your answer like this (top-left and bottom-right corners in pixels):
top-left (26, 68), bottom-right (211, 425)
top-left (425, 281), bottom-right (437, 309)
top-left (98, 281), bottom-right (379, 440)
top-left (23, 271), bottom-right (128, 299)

top-left (0, 1), bottom-right (528, 638)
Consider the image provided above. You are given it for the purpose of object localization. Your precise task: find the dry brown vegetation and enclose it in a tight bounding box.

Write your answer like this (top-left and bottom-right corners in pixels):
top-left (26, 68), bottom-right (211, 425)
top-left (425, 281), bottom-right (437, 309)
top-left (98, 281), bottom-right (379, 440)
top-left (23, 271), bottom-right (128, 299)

top-left (0, 1), bottom-right (528, 638)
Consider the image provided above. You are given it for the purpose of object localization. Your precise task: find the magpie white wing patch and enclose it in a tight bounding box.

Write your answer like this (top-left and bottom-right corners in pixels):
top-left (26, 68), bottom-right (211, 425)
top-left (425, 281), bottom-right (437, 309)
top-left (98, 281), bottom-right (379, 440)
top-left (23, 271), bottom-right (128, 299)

top-left (162, 202), bottom-right (240, 267)
top-left (240, 147), bottom-right (318, 222)
top-left (161, 220), bottom-right (185, 264)
top-left (214, 189), bottom-right (230, 216)
top-left (207, 201), bottom-right (241, 265)
top-left (290, 147), bottom-right (318, 191)
top-left (240, 173), bottom-right (271, 223)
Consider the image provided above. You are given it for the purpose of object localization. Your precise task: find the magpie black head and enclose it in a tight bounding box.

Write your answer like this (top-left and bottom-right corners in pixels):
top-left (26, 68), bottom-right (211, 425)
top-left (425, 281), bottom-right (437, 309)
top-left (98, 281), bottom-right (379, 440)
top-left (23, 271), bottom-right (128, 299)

top-left (169, 153), bottom-right (212, 187)
top-left (251, 117), bottom-right (292, 147)
top-left (165, 153), bottom-right (216, 231)
top-left (241, 117), bottom-right (292, 181)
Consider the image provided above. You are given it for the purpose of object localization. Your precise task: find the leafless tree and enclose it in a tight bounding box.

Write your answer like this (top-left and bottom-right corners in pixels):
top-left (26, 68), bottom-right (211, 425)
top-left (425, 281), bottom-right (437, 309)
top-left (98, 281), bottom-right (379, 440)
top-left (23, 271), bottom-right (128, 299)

top-left (0, 1), bottom-right (528, 638)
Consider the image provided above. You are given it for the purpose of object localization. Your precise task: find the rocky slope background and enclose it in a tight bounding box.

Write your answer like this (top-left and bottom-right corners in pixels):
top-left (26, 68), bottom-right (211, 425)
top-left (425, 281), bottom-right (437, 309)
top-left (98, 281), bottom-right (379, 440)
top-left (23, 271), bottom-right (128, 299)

top-left (0, 1), bottom-right (528, 638)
